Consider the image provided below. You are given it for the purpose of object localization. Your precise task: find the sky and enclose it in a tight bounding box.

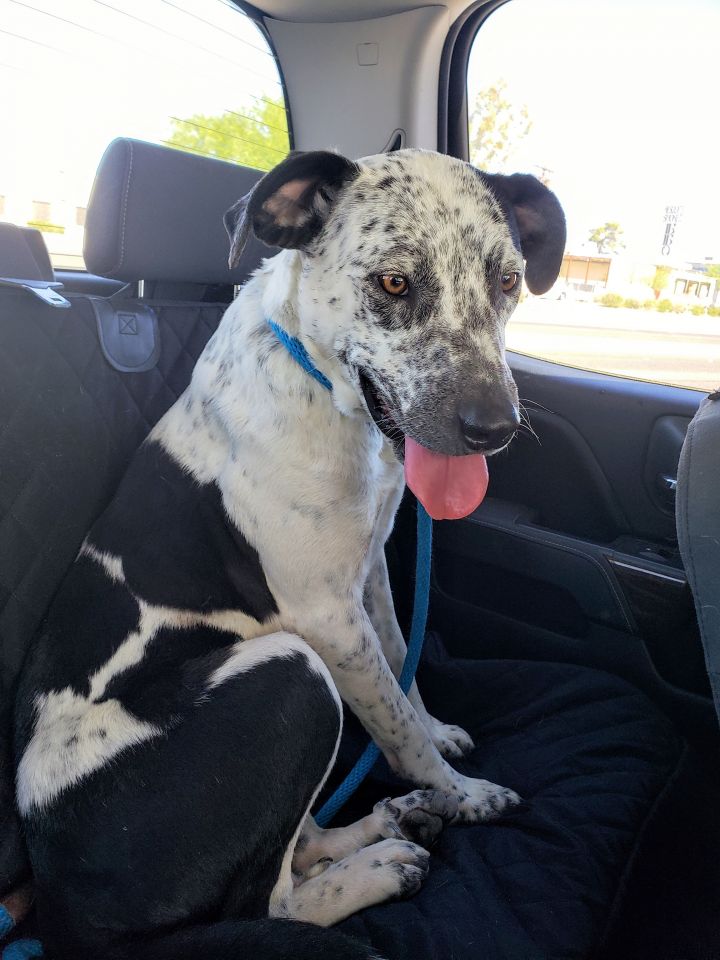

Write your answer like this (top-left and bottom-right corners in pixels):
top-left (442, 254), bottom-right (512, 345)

top-left (467, 0), bottom-right (720, 262)
top-left (1, 0), bottom-right (718, 264)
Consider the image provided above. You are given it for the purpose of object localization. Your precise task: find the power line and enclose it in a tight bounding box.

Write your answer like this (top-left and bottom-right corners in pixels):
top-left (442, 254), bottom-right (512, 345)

top-left (158, 0), bottom-right (273, 59)
top-left (93, 0), bottom-right (282, 89)
top-left (5, 2), bottom-right (289, 119)
top-left (169, 116), bottom-right (288, 156)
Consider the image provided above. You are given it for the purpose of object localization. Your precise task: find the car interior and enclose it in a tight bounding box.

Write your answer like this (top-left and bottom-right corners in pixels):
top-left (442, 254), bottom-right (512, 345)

top-left (1, 1), bottom-right (718, 958)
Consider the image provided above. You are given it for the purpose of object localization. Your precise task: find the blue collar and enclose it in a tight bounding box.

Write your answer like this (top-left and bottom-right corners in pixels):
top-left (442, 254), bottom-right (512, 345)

top-left (267, 319), bottom-right (332, 392)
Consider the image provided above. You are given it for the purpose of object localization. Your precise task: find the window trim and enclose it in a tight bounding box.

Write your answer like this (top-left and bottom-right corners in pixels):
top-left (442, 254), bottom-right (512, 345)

top-left (438, 0), bottom-right (510, 160)
top-left (232, 0), bottom-right (295, 153)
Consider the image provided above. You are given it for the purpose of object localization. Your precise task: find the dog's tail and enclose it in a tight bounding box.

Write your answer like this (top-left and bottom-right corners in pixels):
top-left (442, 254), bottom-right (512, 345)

top-left (107, 919), bottom-right (383, 960)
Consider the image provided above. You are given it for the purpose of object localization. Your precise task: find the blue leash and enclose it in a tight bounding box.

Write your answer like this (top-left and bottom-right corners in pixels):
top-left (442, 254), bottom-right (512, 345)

top-left (316, 504), bottom-right (431, 826)
top-left (0, 905), bottom-right (43, 959)
top-left (266, 319), bottom-right (432, 827)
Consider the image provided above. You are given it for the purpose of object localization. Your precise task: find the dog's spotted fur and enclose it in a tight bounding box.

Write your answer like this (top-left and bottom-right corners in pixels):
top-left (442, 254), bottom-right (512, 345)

top-left (15, 149), bottom-right (564, 959)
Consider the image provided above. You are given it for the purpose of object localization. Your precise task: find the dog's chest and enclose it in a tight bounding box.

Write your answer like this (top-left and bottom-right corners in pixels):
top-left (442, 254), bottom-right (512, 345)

top-left (221, 419), bottom-right (403, 606)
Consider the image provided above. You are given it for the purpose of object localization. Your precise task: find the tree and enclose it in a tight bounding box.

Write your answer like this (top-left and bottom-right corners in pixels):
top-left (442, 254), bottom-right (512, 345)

top-left (650, 265), bottom-right (672, 300)
top-left (468, 79), bottom-right (532, 171)
top-left (166, 96), bottom-right (289, 172)
top-left (588, 222), bottom-right (625, 254)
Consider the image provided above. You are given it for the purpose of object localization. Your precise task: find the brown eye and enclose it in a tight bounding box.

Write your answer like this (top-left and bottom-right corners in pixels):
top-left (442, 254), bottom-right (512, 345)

top-left (501, 271), bottom-right (520, 293)
top-left (378, 274), bottom-right (409, 297)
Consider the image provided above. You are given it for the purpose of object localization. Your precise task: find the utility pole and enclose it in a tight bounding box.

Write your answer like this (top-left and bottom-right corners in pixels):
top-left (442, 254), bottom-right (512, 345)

top-left (534, 164), bottom-right (553, 187)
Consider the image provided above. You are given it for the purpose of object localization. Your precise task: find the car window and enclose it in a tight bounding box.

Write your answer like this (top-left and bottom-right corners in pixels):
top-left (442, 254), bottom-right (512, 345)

top-left (467, 0), bottom-right (719, 392)
top-left (1, 0), bottom-right (290, 269)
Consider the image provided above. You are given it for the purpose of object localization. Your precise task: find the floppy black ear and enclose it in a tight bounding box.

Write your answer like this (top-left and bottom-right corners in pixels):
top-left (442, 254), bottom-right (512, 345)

top-left (481, 173), bottom-right (566, 295)
top-left (224, 150), bottom-right (360, 268)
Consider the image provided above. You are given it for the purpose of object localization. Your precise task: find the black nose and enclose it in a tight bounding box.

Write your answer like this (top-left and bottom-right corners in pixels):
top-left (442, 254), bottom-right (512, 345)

top-left (457, 397), bottom-right (520, 453)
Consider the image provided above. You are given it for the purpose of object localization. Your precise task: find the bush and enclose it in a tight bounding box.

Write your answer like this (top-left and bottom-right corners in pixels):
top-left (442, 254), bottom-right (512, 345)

top-left (598, 292), bottom-right (624, 308)
top-left (672, 303), bottom-right (686, 314)
top-left (642, 299), bottom-right (657, 310)
top-left (690, 305), bottom-right (706, 316)
top-left (708, 305), bottom-right (720, 317)
top-left (657, 298), bottom-right (674, 313)
top-left (623, 298), bottom-right (641, 309)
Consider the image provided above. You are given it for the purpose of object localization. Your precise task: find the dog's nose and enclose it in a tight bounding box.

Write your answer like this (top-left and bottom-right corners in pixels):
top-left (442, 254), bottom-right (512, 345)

top-left (457, 397), bottom-right (520, 453)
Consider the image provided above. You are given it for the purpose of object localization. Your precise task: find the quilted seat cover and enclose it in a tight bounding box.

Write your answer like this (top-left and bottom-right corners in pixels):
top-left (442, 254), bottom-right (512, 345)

top-left (333, 649), bottom-right (682, 960)
top-left (0, 290), bottom-right (224, 894)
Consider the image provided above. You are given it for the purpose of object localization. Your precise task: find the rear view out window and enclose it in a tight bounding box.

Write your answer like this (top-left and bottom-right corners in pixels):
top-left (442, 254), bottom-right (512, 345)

top-left (467, 0), bottom-right (719, 392)
top-left (1, 0), bottom-right (290, 268)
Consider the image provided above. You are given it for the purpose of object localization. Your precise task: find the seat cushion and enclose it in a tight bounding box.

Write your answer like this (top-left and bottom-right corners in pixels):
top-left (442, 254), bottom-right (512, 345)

top-left (330, 648), bottom-right (683, 960)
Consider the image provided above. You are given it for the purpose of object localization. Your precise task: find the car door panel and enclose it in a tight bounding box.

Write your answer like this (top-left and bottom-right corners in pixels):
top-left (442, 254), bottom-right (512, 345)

top-left (420, 352), bottom-right (714, 738)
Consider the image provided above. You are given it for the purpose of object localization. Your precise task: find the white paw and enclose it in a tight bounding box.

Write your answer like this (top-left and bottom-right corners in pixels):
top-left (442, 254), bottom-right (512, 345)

top-left (426, 717), bottom-right (475, 760)
top-left (354, 838), bottom-right (430, 900)
top-left (453, 778), bottom-right (522, 823)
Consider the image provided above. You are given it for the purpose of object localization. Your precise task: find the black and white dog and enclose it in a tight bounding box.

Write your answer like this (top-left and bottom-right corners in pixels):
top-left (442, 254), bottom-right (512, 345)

top-left (14, 149), bottom-right (565, 960)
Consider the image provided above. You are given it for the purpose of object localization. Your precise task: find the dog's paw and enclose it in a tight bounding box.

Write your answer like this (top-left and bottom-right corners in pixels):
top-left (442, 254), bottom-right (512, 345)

top-left (359, 838), bottom-right (430, 900)
top-left (373, 789), bottom-right (458, 848)
top-left (425, 717), bottom-right (475, 760)
top-left (290, 839), bottom-right (430, 925)
top-left (454, 778), bottom-right (523, 823)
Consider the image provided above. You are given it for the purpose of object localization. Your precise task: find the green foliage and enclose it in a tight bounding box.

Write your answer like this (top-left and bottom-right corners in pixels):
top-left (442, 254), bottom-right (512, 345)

top-left (468, 79), bottom-right (532, 171)
top-left (707, 305), bottom-right (720, 317)
top-left (623, 297), bottom-right (641, 309)
top-left (690, 305), bottom-right (706, 316)
top-left (597, 292), bottom-right (624, 308)
top-left (166, 96), bottom-right (289, 172)
top-left (642, 299), bottom-right (657, 310)
top-left (651, 265), bottom-right (672, 297)
top-left (672, 303), bottom-right (686, 314)
top-left (705, 264), bottom-right (720, 280)
top-left (588, 221), bottom-right (624, 254)
top-left (657, 298), bottom-right (674, 313)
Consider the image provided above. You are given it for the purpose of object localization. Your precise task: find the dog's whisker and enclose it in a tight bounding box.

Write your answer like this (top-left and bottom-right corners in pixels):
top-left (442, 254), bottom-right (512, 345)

top-left (518, 397), bottom-right (555, 415)
top-left (517, 423), bottom-right (541, 445)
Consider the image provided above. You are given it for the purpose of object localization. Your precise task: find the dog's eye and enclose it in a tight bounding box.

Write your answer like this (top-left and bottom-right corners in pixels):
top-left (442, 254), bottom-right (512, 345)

top-left (501, 272), bottom-right (520, 294)
top-left (378, 274), bottom-right (409, 297)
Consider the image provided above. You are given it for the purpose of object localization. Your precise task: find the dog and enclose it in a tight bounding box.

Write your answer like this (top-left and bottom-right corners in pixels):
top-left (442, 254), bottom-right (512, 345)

top-left (13, 148), bottom-right (565, 960)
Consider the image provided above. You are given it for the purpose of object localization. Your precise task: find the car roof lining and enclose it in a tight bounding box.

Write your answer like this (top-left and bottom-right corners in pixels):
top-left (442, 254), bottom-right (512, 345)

top-left (242, 0), bottom-right (471, 24)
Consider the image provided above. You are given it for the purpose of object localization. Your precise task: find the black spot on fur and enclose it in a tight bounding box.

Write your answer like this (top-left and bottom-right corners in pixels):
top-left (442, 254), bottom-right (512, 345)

top-left (89, 441), bottom-right (278, 620)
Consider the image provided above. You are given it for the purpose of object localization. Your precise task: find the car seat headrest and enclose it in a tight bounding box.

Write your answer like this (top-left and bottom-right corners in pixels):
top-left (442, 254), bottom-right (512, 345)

top-left (0, 223), bottom-right (69, 308)
top-left (83, 138), bottom-right (274, 286)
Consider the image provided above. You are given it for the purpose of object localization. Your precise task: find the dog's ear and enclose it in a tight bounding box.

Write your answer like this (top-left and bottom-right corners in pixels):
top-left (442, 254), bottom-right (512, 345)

top-left (480, 173), bottom-right (566, 295)
top-left (224, 150), bottom-right (360, 268)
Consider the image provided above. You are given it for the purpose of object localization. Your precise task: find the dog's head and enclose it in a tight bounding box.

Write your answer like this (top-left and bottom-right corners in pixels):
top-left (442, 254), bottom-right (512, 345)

top-left (225, 149), bottom-right (565, 458)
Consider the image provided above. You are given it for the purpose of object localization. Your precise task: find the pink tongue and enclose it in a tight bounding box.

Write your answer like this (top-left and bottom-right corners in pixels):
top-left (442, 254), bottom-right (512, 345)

top-left (404, 436), bottom-right (489, 521)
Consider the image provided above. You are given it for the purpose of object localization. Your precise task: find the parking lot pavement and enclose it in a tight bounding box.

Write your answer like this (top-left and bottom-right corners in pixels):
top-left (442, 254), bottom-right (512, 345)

top-left (507, 299), bottom-right (720, 392)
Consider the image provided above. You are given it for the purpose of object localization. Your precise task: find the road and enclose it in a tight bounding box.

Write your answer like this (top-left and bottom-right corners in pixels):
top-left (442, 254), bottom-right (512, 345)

top-left (506, 299), bottom-right (720, 392)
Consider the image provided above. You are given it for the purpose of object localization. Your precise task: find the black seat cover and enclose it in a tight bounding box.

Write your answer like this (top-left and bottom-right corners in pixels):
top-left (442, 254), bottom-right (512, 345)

top-left (333, 647), bottom-right (682, 960)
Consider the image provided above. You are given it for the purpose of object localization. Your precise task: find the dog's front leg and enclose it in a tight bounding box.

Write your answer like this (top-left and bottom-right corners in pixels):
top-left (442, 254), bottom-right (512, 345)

top-left (364, 555), bottom-right (474, 760)
top-left (301, 606), bottom-right (520, 824)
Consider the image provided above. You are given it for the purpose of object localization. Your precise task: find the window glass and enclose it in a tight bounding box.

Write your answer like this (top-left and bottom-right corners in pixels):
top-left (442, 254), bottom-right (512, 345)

top-left (1, 0), bottom-right (290, 269)
top-left (467, 0), bottom-right (719, 392)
